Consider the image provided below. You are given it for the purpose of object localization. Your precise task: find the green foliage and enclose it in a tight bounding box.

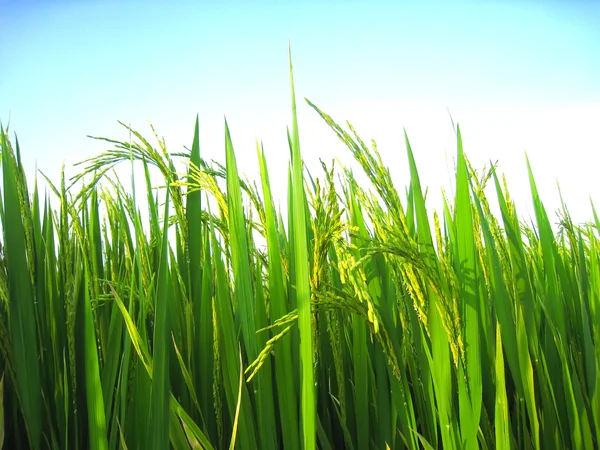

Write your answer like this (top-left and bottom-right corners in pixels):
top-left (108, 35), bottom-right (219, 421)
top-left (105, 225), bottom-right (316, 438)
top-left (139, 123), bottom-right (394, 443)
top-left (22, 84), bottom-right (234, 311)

top-left (0, 57), bottom-right (599, 449)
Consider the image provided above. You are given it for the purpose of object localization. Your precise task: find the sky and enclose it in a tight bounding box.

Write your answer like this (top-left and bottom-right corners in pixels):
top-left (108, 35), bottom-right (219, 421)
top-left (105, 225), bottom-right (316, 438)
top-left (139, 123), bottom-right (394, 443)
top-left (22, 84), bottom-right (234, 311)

top-left (1, 0), bottom-right (600, 226)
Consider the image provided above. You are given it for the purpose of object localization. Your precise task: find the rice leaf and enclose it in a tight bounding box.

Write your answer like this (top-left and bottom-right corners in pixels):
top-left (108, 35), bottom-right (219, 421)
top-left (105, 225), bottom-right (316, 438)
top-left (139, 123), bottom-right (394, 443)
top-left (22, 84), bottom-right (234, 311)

top-left (1, 127), bottom-right (42, 449)
top-left (288, 45), bottom-right (316, 450)
top-left (83, 269), bottom-right (108, 450)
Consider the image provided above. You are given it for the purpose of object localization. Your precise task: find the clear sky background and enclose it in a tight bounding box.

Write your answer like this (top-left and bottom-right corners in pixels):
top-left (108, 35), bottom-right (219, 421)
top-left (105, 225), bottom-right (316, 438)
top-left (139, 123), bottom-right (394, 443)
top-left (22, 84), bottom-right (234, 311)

top-left (2, 0), bottom-right (600, 225)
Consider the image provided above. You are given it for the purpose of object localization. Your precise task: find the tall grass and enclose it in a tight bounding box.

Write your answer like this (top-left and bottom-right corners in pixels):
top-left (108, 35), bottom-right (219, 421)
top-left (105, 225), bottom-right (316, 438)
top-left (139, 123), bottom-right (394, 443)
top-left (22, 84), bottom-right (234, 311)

top-left (0, 54), bottom-right (599, 449)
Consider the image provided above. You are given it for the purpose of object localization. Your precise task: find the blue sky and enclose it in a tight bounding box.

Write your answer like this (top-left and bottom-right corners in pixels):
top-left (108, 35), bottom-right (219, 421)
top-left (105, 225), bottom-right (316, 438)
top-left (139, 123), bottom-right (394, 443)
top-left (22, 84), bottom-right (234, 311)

top-left (2, 0), bottom-right (600, 223)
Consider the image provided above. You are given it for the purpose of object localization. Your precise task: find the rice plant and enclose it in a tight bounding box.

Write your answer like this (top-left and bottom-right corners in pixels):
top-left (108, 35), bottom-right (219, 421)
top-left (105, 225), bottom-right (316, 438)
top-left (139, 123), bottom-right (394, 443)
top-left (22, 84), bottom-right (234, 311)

top-left (0, 51), bottom-right (598, 449)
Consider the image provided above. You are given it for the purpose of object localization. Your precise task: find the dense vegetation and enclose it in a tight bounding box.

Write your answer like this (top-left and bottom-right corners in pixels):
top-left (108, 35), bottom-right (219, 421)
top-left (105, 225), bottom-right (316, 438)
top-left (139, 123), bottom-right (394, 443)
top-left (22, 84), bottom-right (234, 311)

top-left (0, 56), bottom-right (598, 449)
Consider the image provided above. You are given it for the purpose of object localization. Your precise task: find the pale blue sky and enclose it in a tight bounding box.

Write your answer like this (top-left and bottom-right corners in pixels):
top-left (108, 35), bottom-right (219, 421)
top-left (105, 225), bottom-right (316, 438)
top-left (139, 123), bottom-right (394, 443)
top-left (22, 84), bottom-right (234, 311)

top-left (2, 0), bottom-right (599, 223)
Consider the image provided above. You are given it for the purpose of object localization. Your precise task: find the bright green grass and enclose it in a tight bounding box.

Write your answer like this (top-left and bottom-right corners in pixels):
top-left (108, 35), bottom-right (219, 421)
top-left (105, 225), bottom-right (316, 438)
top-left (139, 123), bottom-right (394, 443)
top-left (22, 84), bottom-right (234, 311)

top-left (0, 53), bottom-right (599, 449)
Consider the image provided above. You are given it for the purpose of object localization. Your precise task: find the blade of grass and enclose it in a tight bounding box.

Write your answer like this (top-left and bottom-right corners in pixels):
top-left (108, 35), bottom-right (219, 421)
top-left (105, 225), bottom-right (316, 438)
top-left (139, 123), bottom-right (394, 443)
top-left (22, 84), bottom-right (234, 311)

top-left (1, 127), bottom-right (42, 449)
top-left (148, 186), bottom-right (171, 450)
top-left (454, 126), bottom-right (482, 450)
top-left (224, 120), bottom-right (277, 449)
top-left (257, 141), bottom-right (300, 450)
top-left (83, 269), bottom-right (108, 450)
top-left (288, 45), bottom-right (316, 450)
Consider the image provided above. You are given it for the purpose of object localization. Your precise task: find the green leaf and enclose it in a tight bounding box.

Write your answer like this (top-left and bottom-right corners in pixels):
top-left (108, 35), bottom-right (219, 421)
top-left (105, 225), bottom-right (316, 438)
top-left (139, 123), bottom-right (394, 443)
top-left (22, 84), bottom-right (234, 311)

top-left (257, 141), bottom-right (300, 450)
top-left (288, 44), bottom-right (316, 450)
top-left (1, 127), bottom-right (42, 449)
top-left (83, 270), bottom-right (108, 450)
top-left (454, 126), bottom-right (482, 450)
top-left (148, 186), bottom-right (171, 450)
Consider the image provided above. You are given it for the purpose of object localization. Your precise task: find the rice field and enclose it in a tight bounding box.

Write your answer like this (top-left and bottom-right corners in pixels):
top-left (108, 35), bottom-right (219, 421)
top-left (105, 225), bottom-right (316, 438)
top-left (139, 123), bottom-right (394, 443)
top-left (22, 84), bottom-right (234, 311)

top-left (0, 54), bottom-right (599, 449)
